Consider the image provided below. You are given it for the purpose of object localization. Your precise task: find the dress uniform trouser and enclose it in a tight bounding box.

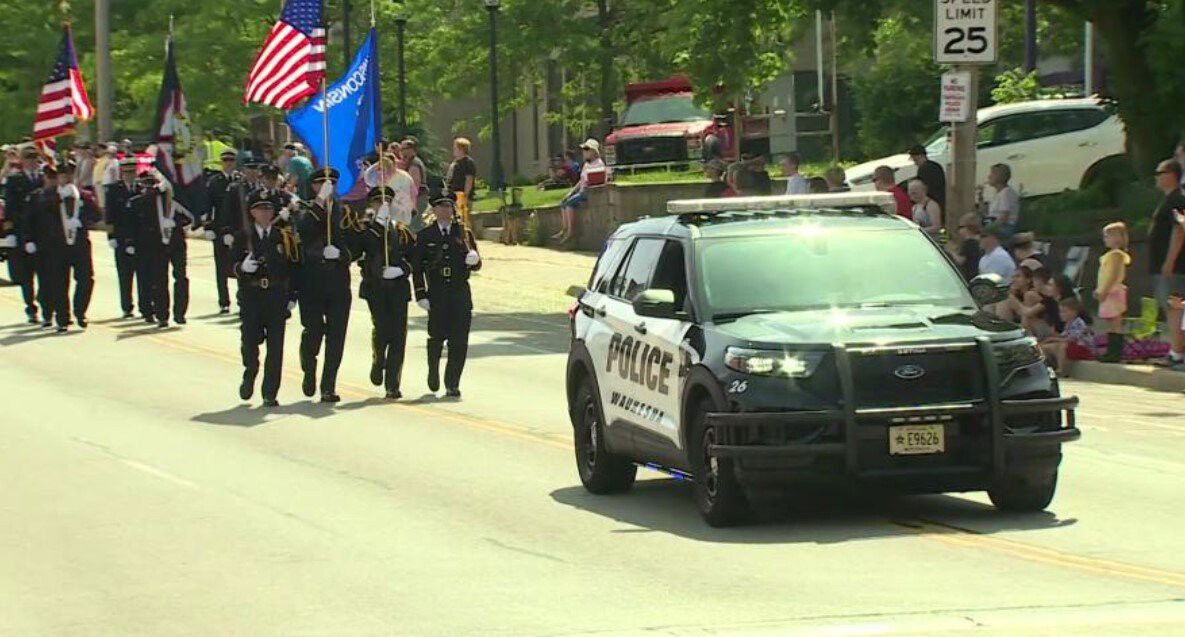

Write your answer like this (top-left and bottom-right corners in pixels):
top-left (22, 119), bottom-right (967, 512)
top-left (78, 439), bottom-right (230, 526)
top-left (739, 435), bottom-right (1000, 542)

top-left (213, 236), bottom-right (234, 309)
top-left (427, 284), bottom-right (473, 391)
top-left (240, 284), bottom-right (287, 400)
top-left (146, 241), bottom-right (189, 321)
top-left (43, 245), bottom-right (94, 326)
top-left (366, 287), bottom-right (409, 392)
top-left (113, 246), bottom-right (146, 315)
top-left (7, 249), bottom-right (39, 317)
top-left (299, 267), bottom-right (351, 394)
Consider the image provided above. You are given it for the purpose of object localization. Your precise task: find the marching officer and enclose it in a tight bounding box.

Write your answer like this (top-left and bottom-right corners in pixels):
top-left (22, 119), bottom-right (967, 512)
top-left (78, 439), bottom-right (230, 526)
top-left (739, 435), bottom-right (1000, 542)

top-left (205, 149), bottom-right (243, 314)
top-left (132, 170), bottom-right (191, 328)
top-left (357, 187), bottom-right (420, 399)
top-left (4, 146), bottom-right (45, 324)
top-left (411, 196), bottom-right (482, 398)
top-left (234, 191), bottom-right (301, 407)
top-left (105, 157), bottom-right (148, 319)
top-left (24, 162), bottom-right (99, 332)
top-left (296, 168), bottom-right (361, 403)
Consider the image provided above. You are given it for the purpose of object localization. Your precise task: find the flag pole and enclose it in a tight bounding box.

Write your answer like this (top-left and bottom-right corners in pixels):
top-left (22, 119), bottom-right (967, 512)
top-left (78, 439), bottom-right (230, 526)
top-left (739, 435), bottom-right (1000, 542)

top-left (377, 142), bottom-right (389, 266)
top-left (322, 76), bottom-right (331, 244)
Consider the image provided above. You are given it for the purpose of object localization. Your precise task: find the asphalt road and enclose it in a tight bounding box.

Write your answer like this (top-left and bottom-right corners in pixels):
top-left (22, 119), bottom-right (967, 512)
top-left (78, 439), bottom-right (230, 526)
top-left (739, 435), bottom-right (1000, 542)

top-left (2, 235), bottom-right (1185, 636)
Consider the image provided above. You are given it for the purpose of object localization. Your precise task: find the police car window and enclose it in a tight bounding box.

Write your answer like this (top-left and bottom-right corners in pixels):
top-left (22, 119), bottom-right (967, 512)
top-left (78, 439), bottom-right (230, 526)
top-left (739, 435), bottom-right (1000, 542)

top-left (614, 238), bottom-right (665, 301)
top-left (650, 240), bottom-right (689, 311)
top-left (591, 239), bottom-right (627, 293)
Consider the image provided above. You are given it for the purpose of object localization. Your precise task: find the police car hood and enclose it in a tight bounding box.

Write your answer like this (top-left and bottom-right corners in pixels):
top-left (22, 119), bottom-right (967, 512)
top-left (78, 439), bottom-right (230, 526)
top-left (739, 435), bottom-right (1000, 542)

top-left (714, 305), bottom-right (1019, 346)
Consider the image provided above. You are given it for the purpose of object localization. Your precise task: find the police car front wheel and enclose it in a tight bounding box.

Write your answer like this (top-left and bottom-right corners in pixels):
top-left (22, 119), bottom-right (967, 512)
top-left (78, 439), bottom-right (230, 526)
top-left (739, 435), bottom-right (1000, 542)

top-left (573, 382), bottom-right (636, 494)
top-left (988, 470), bottom-right (1059, 513)
top-left (689, 398), bottom-right (751, 527)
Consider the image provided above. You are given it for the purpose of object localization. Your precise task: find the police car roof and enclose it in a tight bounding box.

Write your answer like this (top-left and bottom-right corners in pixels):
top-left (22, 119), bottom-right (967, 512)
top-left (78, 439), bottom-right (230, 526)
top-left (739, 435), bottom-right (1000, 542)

top-left (666, 191), bottom-right (896, 215)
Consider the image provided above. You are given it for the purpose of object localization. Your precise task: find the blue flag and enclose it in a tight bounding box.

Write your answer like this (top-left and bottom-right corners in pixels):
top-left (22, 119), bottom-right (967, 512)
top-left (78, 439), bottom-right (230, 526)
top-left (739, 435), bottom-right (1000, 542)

top-left (286, 29), bottom-right (381, 197)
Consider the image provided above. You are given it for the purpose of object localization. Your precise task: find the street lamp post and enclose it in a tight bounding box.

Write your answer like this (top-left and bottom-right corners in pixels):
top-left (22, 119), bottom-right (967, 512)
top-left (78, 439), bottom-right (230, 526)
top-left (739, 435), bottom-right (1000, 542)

top-left (484, 0), bottom-right (504, 193)
top-left (395, 12), bottom-right (408, 135)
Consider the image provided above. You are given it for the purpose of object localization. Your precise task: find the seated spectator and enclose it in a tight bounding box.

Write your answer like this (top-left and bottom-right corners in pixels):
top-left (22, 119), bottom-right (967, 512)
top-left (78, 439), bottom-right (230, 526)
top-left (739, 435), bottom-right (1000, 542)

top-left (746, 154), bottom-right (773, 196)
top-left (1011, 232), bottom-right (1052, 270)
top-left (947, 213), bottom-right (983, 282)
top-left (726, 161), bottom-right (747, 197)
top-left (907, 178), bottom-right (943, 235)
top-left (1015, 267), bottom-right (1058, 337)
top-left (807, 176), bottom-right (829, 194)
top-left (978, 224), bottom-right (1017, 280)
top-left (824, 165), bottom-right (850, 192)
top-left (1039, 297), bottom-right (1095, 376)
top-left (538, 155), bottom-right (579, 190)
top-left (703, 160), bottom-right (732, 198)
top-left (982, 163), bottom-right (1021, 234)
top-left (873, 165), bottom-right (911, 218)
top-left (780, 151), bottom-right (809, 195)
top-left (555, 139), bottom-right (605, 245)
top-left (996, 264), bottom-right (1036, 324)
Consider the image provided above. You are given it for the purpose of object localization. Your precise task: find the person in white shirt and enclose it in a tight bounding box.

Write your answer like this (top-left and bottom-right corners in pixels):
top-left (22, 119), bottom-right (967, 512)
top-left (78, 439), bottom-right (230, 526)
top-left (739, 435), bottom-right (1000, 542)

top-left (907, 179), bottom-right (943, 235)
top-left (981, 163), bottom-right (1021, 235)
top-left (978, 226), bottom-right (1017, 280)
top-left (780, 151), bottom-right (809, 195)
top-left (556, 139), bottom-right (606, 245)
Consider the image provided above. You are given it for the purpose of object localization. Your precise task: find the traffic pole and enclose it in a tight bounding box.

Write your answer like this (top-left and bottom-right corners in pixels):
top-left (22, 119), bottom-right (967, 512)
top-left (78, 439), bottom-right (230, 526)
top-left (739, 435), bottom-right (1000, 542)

top-left (947, 64), bottom-right (979, 235)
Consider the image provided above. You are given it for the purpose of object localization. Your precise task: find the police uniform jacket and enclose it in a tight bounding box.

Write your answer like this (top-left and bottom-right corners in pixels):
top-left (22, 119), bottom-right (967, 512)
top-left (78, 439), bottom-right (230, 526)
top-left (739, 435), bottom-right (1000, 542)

top-left (131, 189), bottom-right (190, 252)
top-left (232, 224), bottom-right (298, 292)
top-left (411, 221), bottom-right (481, 298)
top-left (358, 219), bottom-right (419, 301)
top-left (205, 170), bottom-right (242, 234)
top-left (221, 178), bottom-right (260, 236)
top-left (4, 170), bottom-right (43, 240)
top-left (27, 187), bottom-right (99, 254)
top-left (296, 200), bottom-right (359, 273)
top-left (104, 180), bottom-right (140, 248)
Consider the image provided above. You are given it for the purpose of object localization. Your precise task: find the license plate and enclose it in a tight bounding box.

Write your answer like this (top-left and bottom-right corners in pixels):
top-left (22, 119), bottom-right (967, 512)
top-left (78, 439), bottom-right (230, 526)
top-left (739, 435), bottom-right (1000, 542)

top-left (888, 424), bottom-right (945, 455)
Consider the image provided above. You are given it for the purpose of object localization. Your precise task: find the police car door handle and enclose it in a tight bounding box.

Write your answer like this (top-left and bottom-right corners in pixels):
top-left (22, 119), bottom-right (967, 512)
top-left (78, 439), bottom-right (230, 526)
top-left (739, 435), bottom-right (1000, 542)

top-left (634, 322), bottom-right (647, 335)
top-left (595, 306), bottom-right (607, 317)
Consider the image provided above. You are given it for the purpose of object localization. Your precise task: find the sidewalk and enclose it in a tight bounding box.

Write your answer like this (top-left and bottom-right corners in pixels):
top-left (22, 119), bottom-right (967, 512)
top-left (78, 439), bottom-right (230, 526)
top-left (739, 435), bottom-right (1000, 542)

top-left (1069, 360), bottom-right (1185, 393)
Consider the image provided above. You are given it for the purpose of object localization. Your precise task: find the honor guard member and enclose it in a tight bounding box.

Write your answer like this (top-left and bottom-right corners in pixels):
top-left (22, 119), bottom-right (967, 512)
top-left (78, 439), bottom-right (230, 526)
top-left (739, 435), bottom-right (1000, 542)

top-left (105, 157), bottom-right (148, 319)
top-left (357, 187), bottom-right (420, 399)
top-left (411, 196), bottom-right (482, 397)
top-left (205, 149), bottom-right (243, 314)
top-left (234, 191), bottom-right (301, 407)
top-left (4, 146), bottom-right (45, 323)
top-left (296, 167), bottom-right (362, 403)
top-left (24, 162), bottom-right (99, 332)
top-left (132, 170), bottom-right (191, 328)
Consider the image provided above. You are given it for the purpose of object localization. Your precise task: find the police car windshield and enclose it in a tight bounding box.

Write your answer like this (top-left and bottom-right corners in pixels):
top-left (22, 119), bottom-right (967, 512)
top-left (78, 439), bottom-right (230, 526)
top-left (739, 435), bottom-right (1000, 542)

top-left (699, 227), bottom-right (973, 317)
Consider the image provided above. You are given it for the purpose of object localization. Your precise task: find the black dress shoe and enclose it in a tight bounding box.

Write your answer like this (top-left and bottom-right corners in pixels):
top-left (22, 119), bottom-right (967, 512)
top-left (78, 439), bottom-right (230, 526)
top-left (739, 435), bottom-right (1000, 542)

top-left (174, 317), bottom-right (187, 325)
top-left (219, 307), bottom-right (230, 315)
top-left (385, 389), bottom-right (402, 400)
top-left (445, 388), bottom-right (461, 398)
top-left (55, 325), bottom-right (68, 334)
top-left (76, 318), bottom-right (87, 329)
top-left (26, 315), bottom-right (39, 325)
top-left (262, 399), bottom-right (279, 408)
top-left (143, 315), bottom-right (155, 324)
top-left (157, 320), bottom-right (169, 329)
top-left (301, 368), bottom-right (316, 397)
top-left (41, 321), bottom-right (52, 329)
top-left (321, 392), bottom-right (341, 403)
top-left (239, 379), bottom-right (254, 401)
top-left (369, 364), bottom-right (384, 387)
top-left (122, 312), bottom-right (134, 319)
top-left (427, 366), bottom-right (440, 393)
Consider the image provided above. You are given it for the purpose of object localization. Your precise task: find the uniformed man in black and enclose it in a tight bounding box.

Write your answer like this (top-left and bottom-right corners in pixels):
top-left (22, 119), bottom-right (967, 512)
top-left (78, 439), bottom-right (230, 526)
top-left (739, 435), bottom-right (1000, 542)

top-left (24, 162), bottom-right (99, 332)
top-left (205, 149), bottom-right (242, 314)
top-left (234, 191), bottom-right (300, 407)
top-left (105, 157), bottom-right (148, 319)
top-left (357, 187), bottom-right (420, 399)
top-left (4, 146), bottom-right (45, 323)
top-left (296, 167), bottom-right (359, 403)
top-left (132, 170), bottom-right (191, 328)
top-left (411, 196), bottom-right (482, 397)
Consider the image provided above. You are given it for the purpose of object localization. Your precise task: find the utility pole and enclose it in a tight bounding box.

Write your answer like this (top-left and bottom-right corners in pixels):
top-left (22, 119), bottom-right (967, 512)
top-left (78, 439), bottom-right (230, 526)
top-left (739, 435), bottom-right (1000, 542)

top-left (596, 0), bottom-right (614, 137)
top-left (1084, 22), bottom-right (1095, 95)
top-left (829, 11), bottom-right (840, 162)
top-left (948, 66), bottom-right (980, 233)
top-left (485, 0), bottom-right (504, 193)
top-left (1024, 0), bottom-right (1037, 72)
top-left (342, 0), bottom-right (352, 68)
top-left (95, 0), bottom-right (113, 141)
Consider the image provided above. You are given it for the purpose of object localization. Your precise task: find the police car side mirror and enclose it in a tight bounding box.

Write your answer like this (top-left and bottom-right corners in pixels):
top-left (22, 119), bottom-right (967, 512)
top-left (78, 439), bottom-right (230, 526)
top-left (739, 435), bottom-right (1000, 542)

top-left (633, 288), bottom-right (677, 320)
top-left (969, 274), bottom-right (1009, 307)
top-left (566, 285), bottom-right (588, 299)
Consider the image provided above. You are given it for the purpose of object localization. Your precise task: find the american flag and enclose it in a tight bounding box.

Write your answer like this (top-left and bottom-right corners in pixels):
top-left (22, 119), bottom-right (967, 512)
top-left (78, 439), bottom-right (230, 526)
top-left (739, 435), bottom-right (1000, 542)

top-left (243, 0), bottom-right (326, 109)
top-left (33, 26), bottom-right (93, 141)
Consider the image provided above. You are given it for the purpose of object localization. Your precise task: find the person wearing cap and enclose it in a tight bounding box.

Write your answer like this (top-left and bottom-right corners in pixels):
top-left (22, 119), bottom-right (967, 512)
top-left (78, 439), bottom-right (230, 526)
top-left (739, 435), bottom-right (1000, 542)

top-left (410, 195), bottom-right (481, 398)
top-left (357, 187), bottom-right (422, 399)
top-left (131, 169), bottom-right (190, 328)
top-left (555, 139), bottom-right (606, 246)
top-left (233, 191), bottom-right (300, 408)
top-left (4, 145), bottom-right (46, 323)
top-left (25, 161), bottom-right (99, 332)
top-left (1010, 232), bottom-right (1051, 270)
top-left (104, 157), bottom-right (149, 319)
top-left (907, 144), bottom-right (946, 212)
top-left (295, 166), bottom-right (360, 403)
top-left (205, 150), bottom-right (245, 314)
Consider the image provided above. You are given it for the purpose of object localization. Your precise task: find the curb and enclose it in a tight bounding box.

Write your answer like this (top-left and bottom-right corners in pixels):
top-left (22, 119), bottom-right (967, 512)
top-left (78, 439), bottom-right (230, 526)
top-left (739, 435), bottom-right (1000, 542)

top-left (1069, 360), bottom-right (1185, 393)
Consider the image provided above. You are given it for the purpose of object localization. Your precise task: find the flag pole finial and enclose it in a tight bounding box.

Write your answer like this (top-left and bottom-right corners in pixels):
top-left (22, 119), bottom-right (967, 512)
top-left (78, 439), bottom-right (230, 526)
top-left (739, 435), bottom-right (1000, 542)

top-left (169, 14), bottom-right (175, 36)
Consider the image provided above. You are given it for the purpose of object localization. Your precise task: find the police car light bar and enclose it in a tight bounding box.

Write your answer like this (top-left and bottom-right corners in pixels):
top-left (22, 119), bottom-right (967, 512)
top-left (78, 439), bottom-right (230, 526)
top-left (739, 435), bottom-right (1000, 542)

top-left (666, 191), bottom-right (897, 215)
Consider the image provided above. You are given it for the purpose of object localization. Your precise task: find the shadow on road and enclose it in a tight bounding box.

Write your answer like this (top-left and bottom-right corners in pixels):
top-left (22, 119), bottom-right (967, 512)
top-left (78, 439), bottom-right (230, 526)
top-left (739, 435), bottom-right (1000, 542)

top-left (116, 326), bottom-right (182, 340)
top-left (0, 327), bottom-right (81, 347)
top-left (407, 311), bottom-right (570, 358)
top-left (550, 480), bottom-right (1074, 544)
top-left (191, 399), bottom-right (338, 427)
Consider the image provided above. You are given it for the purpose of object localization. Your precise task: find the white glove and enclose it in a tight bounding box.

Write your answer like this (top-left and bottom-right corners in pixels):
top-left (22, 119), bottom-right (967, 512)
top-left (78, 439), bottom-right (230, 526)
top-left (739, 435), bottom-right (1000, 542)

top-left (322, 245), bottom-right (340, 260)
top-left (108, 238), bottom-right (118, 249)
top-left (279, 208), bottom-right (290, 222)
top-left (241, 255), bottom-right (259, 273)
top-left (465, 250), bottom-right (480, 266)
top-left (25, 242), bottom-right (36, 254)
top-left (374, 202), bottom-right (391, 225)
top-left (222, 234), bottom-right (234, 247)
top-left (204, 230), bottom-right (216, 241)
top-left (287, 301), bottom-right (297, 313)
top-left (417, 298), bottom-right (430, 312)
top-left (126, 245), bottom-right (136, 255)
top-left (382, 266), bottom-right (403, 280)
top-left (154, 180), bottom-right (168, 193)
top-left (161, 217), bottom-right (176, 230)
top-left (67, 217), bottom-right (84, 230)
top-left (0, 235), bottom-right (17, 249)
top-left (316, 180), bottom-right (334, 203)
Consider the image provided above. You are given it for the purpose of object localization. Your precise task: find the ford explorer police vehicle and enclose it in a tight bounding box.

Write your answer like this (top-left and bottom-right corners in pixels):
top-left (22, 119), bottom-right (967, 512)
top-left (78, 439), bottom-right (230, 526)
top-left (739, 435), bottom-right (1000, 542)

top-left (565, 192), bottom-right (1080, 526)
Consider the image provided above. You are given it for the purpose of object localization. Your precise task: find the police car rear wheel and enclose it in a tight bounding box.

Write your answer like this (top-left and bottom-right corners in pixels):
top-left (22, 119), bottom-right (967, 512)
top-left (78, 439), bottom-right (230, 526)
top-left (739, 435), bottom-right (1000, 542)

top-left (690, 399), bottom-right (750, 527)
top-left (574, 382), bottom-right (636, 494)
top-left (988, 470), bottom-right (1058, 513)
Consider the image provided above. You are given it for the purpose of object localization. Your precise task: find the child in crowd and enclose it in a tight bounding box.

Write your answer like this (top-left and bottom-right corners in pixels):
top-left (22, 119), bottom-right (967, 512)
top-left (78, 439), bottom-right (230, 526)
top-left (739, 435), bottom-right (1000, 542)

top-left (1040, 297), bottom-right (1095, 376)
top-left (997, 265), bottom-right (1034, 324)
top-left (1094, 222), bottom-right (1131, 363)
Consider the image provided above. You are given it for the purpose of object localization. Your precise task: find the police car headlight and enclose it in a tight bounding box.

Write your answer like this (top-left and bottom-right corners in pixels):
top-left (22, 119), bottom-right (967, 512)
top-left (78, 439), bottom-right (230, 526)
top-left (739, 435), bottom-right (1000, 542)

top-left (725, 347), bottom-right (824, 378)
top-left (993, 337), bottom-right (1043, 371)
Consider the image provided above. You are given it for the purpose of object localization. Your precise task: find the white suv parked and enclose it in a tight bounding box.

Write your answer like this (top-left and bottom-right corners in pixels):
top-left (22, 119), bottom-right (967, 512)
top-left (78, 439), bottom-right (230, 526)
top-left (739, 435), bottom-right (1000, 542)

top-left (846, 98), bottom-right (1126, 198)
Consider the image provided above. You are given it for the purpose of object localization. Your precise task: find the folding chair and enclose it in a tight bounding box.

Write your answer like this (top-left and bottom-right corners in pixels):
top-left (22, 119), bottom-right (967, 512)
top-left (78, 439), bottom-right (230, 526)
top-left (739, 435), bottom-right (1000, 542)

top-left (1062, 246), bottom-right (1090, 294)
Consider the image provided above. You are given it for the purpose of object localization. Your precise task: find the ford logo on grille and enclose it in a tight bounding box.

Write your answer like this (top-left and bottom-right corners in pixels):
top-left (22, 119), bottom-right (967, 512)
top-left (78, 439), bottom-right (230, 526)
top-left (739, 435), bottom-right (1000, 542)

top-left (894, 364), bottom-right (926, 380)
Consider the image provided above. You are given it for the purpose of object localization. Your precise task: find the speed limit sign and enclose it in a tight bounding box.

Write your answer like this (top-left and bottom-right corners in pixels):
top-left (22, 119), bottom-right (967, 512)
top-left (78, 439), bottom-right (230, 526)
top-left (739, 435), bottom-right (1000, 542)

top-left (935, 0), bottom-right (998, 64)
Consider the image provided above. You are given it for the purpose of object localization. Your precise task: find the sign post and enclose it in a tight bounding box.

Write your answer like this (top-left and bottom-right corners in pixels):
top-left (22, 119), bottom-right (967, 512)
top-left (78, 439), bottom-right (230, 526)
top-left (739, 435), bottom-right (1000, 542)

top-left (935, 0), bottom-right (997, 234)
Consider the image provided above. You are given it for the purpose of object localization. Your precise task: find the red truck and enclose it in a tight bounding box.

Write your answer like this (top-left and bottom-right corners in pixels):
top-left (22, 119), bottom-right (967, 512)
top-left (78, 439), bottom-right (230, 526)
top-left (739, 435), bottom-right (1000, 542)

top-left (604, 76), bottom-right (734, 170)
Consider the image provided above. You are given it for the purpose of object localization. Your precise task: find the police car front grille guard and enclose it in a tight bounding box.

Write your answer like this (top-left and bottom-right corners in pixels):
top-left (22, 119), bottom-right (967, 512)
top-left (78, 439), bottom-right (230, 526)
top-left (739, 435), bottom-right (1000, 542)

top-left (706, 338), bottom-right (1079, 477)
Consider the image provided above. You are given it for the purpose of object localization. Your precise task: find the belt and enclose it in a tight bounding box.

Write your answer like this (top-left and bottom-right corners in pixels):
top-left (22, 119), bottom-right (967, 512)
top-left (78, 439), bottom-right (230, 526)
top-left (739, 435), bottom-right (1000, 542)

top-left (246, 276), bottom-right (283, 290)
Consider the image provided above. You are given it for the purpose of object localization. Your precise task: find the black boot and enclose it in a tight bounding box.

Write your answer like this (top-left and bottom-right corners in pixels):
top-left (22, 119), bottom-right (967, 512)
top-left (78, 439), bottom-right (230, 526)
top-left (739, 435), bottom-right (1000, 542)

top-left (1098, 332), bottom-right (1124, 363)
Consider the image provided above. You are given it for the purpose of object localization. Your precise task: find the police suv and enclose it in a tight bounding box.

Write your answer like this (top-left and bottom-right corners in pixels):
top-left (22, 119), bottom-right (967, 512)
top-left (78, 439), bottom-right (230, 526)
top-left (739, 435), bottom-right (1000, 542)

top-left (565, 192), bottom-right (1080, 526)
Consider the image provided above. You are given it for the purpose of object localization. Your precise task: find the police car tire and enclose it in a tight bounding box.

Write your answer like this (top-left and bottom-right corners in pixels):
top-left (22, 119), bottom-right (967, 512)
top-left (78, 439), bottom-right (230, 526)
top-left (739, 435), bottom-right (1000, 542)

top-left (689, 398), bottom-right (750, 527)
top-left (987, 470), bottom-right (1058, 513)
top-left (573, 381), bottom-right (636, 494)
